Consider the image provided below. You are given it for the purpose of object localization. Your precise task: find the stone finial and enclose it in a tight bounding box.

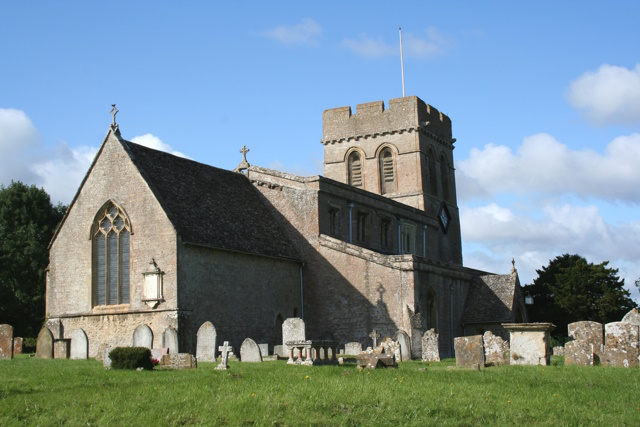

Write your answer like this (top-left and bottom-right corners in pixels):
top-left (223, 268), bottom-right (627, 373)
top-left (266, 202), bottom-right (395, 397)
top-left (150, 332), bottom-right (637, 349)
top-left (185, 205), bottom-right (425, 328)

top-left (235, 145), bottom-right (250, 173)
top-left (511, 258), bottom-right (517, 274)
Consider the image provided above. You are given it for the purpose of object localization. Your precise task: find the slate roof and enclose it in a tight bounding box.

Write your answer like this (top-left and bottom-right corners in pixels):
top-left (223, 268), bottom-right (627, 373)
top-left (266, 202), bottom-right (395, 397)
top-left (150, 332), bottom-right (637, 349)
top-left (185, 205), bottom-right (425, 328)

top-left (123, 139), bottom-right (300, 261)
top-left (462, 273), bottom-right (517, 324)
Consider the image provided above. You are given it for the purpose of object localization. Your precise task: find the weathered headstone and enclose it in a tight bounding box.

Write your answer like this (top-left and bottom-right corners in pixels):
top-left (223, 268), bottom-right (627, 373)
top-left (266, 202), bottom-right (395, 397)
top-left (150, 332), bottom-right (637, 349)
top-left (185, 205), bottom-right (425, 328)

top-left (502, 323), bottom-right (555, 366)
top-left (102, 347), bottom-right (113, 368)
top-left (150, 348), bottom-right (169, 362)
top-left (564, 340), bottom-right (594, 366)
top-left (70, 329), bottom-right (88, 360)
top-left (162, 326), bottom-right (178, 354)
top-left (483, 331), bottom-right (509, 366)
top-left (601, 321), bottom-right (639, 368)
top-left (196, 321), bottom-right (217, 362)
top-left (0, 324), bottom-right (13, 359)
top-left (273, 345), bottom-right (285, 358)
top-left (132, 325), bottom-right (153, 349)
top-left (159, 353), bottom-right (196, 370)
top-left (36, 327), bottom-right (54, 359)
top-left (240, 338), bottom-right (262, 362)
top-left (13, 337), bottom-right (23, 355)
top-left (394, 330), bottom-right (412, 361)
top-left (382, 338), bottom-right (402, 362)
top-left (216, 341), bottom-right (233, 370)
top-left (568, 321), bottom-right (603, 360)
top-left (54, 339), bottom-right (70, 359)
top-left (258, 343), bottom-right (269, 357)
top-left (45, 319), bottom-right (63, 340)
top-left (356, 352), bottom-right (397, 369)
top-left (454, 335), bottom-right (485, 368)
top-left (422, 329), bottom-right (440, 362)
top-left (344, 342), bottom-right (362, 355)
top-left (552, 346), bottom-right (565, 356)
top-left (283, 318), bottom-right (305, 351)
top-left (621, 308), bottom-right (640, 326)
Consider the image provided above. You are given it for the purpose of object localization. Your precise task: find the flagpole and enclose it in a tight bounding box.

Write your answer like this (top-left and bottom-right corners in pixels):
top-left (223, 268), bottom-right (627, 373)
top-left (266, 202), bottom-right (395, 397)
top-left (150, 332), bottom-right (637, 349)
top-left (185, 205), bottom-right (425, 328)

top-left (399, 27), bottom-right (405, 97)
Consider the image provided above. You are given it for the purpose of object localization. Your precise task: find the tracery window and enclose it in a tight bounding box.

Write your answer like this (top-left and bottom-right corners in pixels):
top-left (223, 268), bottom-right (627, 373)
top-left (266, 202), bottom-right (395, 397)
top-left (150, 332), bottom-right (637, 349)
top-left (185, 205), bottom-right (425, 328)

top-left (379, 148), bottom-right (395, 194)
top-left (348, 151), bottom-right (363, 188)
top-left (92, 202), bottom-right (131, 306)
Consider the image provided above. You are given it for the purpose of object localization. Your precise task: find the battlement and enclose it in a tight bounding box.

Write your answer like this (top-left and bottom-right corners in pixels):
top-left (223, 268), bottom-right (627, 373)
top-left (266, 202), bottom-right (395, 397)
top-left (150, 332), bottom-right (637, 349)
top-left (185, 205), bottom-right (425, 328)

top-left (322, 96), bottom-right (452, 144)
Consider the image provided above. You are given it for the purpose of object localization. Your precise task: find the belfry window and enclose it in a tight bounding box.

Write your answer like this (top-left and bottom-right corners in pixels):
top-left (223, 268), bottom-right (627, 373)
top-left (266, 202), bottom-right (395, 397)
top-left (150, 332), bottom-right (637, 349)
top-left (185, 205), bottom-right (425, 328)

top-left (348, 151), bottom-right (363, 188)
top-left (428, 150), bottom-right (438, 197)
top-left (440, 154), bottom-right (450, 201)
top-left (379, 148), bottom-right (395, 194)
top-left (92, 202), bottom-right (131, 306)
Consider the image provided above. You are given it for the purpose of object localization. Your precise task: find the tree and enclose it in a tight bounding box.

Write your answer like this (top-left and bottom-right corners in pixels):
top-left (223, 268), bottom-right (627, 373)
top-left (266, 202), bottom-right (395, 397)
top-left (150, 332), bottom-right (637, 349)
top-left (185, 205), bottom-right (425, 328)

top-left (0, 181), bottom-right (66, 337)
top-left (523, 254), bottom-right (637, 338)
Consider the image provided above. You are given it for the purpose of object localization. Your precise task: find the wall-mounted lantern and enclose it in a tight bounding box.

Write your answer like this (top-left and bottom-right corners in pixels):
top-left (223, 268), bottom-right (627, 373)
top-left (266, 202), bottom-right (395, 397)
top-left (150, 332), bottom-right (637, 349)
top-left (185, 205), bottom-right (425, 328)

top-left (142, 259), bottom-right (164, 308)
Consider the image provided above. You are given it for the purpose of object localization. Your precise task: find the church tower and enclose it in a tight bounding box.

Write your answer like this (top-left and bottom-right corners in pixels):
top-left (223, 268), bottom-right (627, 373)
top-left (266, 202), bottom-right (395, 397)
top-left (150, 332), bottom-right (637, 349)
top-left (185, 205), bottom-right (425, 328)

top-left (321, 96), bottom-right (462, 264)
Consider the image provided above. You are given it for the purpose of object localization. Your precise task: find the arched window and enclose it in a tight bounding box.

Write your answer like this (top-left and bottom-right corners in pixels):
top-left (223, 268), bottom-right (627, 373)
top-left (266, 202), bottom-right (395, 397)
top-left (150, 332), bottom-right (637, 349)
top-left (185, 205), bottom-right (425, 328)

top-left (427, 149), bottom-right (438, 196)
top-left (439, 153), bottom-right (450, 201)
top-left (92, 202), bottom-right (131, 306)
top-left (379, 147), bottom-right (395, 194)
top-left (348, 151), bottom-right (363, 188)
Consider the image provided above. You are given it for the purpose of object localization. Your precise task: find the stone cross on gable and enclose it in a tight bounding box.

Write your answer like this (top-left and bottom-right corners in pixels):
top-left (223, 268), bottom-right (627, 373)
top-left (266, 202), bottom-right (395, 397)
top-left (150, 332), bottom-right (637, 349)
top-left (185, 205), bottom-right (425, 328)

top-left (369, 329), bottom-right (381, 348)
top-left (240, 145), bottom-right (250, 162)
top-left (110, 104), bottom-right (118, 127)
top-left (215, 341), bottom-right (233, 370)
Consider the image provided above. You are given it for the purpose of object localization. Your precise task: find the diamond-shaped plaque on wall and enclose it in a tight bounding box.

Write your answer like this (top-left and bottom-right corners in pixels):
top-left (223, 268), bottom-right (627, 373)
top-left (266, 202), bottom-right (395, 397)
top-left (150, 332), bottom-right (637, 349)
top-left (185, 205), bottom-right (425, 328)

top-left (438, 203), bottom-right (451, 233)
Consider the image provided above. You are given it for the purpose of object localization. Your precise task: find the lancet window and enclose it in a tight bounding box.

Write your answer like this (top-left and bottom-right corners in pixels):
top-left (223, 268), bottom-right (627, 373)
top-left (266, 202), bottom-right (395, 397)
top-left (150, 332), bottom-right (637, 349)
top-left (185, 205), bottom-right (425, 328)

top-left (379, 147), bottom-right (395, 194)
top-left (348, 151), bottom-right (363, 188)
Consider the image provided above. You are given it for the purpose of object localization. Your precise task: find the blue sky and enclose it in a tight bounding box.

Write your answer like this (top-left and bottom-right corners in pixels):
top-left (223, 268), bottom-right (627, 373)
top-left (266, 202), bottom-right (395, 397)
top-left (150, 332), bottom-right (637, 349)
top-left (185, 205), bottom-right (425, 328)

top-left (2, 1), bottom-right (639, 301)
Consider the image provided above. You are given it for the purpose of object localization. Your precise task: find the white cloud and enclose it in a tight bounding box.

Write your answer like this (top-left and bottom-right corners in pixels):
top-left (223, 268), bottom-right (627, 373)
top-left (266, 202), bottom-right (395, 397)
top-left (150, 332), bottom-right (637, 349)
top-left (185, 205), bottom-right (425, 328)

top-left (566, 63), bottom-right (640, 125)
top-left (342, 28), bottom-right (451, 59)
top-left (456, 133), bottom-right (640, 203)
top-left (0, 108), bottom-right (41, 185)
top-left (130, 134), bottom-right (190, 159)
top-left (262, 18), bottom-right (322, 46)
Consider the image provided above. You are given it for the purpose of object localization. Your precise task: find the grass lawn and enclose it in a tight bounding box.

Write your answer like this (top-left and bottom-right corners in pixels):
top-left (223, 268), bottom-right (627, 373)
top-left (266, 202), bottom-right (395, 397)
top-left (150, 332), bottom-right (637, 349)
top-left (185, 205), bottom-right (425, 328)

top-left (1, 355), bottom-right (639, 426)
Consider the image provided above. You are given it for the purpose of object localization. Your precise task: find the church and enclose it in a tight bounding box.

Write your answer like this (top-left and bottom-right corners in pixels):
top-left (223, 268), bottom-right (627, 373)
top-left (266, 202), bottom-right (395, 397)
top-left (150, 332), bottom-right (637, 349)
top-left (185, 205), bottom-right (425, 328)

top-left (46, 95), bottom-right (527, 359)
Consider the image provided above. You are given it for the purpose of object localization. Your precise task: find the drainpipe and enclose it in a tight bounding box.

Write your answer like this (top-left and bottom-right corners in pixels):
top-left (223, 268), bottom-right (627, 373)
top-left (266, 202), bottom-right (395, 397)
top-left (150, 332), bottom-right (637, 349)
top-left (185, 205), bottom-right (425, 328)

top-left (450, 283), bottom-right (455, 356)
top-left (299, 262), bottom-right (305, 320)
top-left (397, 219), bottom-right (403, 254)
top-left (348, 202), bottom-right (354, 243)
top-left (422, 225), bottom-right (428, 258)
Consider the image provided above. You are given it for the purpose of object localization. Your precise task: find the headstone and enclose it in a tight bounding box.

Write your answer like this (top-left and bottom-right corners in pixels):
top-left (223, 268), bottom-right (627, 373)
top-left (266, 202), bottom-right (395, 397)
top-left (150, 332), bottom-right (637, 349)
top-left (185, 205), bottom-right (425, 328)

top-left (162, 327), bottom-right (179, 354)
top-left (552, 346), bottom-right (565, 356)
top-left (422, 329), bottom-right (440, 362)
top-left (382, 338), bottom-right (402, 362)
top-left (282, 318), bottom-right (305, 351)
top-left (13, 337), bottom-right (23, 355)
top-left (216, 341), bottom-right (233, 370)
top-left (369, 329), bottom-right (381, 348)
top-left (132, 325), bottom-right (153, 349)
top-left (621, 308), bottom-right (640, 326)
top-left (601, 321), bottom-right (639, 368)
top-left (273, 345), bottom-right (285, 358)
top-left (483, 331), bottom-right (509, 366)
top-left (0, 324), bottom-right (13, 359)
top-left (102, 347), bottom-right (113, 368)
top-left (344, 342), bottom-right (363, 355)
top-left (196, 321), bottom-right (217, 362)
top-left (564, 340), bottom-right (594, 366)
top-left (240, 338), bottom-right (262, 362)
top-left (454, 335), bottom-right (485, 368)
top-left (258, 343), bottom-right (269, 357)
top-left (568, 321), bottom-right (603, 360)
top-left (54, 340), bottom-right (70, 359)
top-left (36, 327), bottom-right (54, 359)
top-left (502, 323), bottom-right (555, 366)
top-left (70, 329), bottom-right (89, 360)
top-left (159, 353), bottom-right (196, 370)
top-left (356, 353), bottom-right (397, 369)
top-left (150, 348), bottom-right (169, 362)
top-left (394, 330), bottom-right (412, 361)
top-left (45, 319), bottom-right (63, 340)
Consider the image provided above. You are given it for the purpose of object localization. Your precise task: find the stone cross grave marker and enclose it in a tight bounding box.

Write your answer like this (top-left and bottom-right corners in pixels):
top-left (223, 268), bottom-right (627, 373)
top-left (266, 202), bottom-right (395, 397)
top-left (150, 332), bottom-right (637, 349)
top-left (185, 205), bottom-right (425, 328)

top-left (369, 329), bottom-right (380, 348)
top-left (216, 341), bottom-right (233, 370)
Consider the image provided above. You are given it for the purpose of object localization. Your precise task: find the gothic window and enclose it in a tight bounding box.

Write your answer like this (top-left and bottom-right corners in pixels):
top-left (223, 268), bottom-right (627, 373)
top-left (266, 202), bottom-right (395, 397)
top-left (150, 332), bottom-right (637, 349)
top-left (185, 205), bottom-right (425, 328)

top-left (92, 202), bottom-right (131, 306)
top-left (380, 218), bottom-right (392, 249)
top-left (348, 151), bottom-right (363, 188)
top-left (400, 222), bottom-right (415, 255)
top-left (329, 206), bottom-right (341, 237)
top-left (379, 148), bottom-right (395, 194)
top-left (428, 149), bottom-right (438, 197)
top-left (356, 211), bottom-right (368, 242)
top-left (440, 153), bottom-right (450, 201)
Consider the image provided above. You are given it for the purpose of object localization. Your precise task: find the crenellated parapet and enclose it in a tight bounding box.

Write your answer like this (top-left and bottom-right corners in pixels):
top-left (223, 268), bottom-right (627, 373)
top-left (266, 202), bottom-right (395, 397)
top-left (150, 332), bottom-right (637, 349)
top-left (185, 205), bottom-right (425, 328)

top-left (322, 96), bottom-right (452, 145)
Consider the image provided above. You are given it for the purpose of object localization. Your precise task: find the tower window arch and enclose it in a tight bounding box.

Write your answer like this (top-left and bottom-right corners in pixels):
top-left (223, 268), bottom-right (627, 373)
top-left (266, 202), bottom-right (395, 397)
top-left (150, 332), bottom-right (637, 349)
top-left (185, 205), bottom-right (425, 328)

top-left (427, 149), bottom-right (438, 197)
top-left (92, 201), bottom-right (131, 306)
top-left (439, 153), bottom-right (450, 201)
top-left (379, 147), bottom-right (396, 194)
top-left (348, 151), bottom-right (363, 188)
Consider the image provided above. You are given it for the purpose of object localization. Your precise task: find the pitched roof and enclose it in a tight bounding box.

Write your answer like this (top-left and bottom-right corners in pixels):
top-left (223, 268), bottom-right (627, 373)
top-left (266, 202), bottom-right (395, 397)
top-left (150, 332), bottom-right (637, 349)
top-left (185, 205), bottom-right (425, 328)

top-left (462, 273), bottom-right (518, 324)
top-left (122, 139), bottom-right (300, 261)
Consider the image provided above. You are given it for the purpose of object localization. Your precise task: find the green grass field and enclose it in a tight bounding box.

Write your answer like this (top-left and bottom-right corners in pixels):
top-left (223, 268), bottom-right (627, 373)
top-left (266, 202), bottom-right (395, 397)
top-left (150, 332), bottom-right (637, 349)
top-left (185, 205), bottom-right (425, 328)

top-left (1, 355), bottom-right (639, 426)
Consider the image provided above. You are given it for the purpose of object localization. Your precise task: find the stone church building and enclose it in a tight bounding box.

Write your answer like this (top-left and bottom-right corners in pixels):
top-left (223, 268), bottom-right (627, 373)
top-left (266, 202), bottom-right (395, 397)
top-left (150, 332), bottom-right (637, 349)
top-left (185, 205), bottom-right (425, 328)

top-left (46, 95), bottom-right (527, 359)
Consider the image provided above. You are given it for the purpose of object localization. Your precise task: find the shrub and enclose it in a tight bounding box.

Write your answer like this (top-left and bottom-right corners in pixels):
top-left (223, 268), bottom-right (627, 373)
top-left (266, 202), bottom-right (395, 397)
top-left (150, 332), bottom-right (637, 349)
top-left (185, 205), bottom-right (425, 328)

top-left (109, 347), bottom-right (154, 370)
top-left (22, 337), bottom-right (37, 353)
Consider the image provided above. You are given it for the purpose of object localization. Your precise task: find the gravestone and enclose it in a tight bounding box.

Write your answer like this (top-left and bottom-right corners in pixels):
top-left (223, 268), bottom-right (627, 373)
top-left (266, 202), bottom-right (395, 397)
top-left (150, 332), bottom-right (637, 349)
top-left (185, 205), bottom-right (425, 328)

top-left (568, 321), bottom-right (603, 360)
top-left (564, 340), bottom-right (594, 366)
top-left (502, 323), bottom-right (555, 366)
top-left (0, 324), bottom-right (13, 359)
top-left (151, 348), bottom-right (169, 362)
top-left (273, 345), bottom-right (285, 358)
top-left (102, 347), bottom-right (113, 368)
top-left (552, 346), bottom-right (565, 356)
top-left (382, 338), bottom-right (402, 362)
top-left (45, 319), bottom-right (63, 340)
top-left (216, 341), bottom-right (233, 370)
top-left (394, 330), bottom-right (412, 361)
top-left (70, 329), bottom-right (88, 360)
top-left (196, 321), bottom-right (217, 362)
top-left (159, 353), bottom-right (196, 370)
top-left (621, 308), bottom-right (640, 326)
top-left (282, 318), bottom-right (305, 351)
top-left (344, 342), bottom-right (362, 355)
top-left (132, 325), bottom-right (153, 349)
top-left (369, 329), bottom-right (381, 348)
top-left (13, 337), bottom-right (23, 355)
top-left (54, 340), bottom-right (70, 359)
top-left (258, 343), bottom-right (269, 357)
top-left (454, 335), bottom-right (485, 368)
top-left (422, 329), bottom-right (440, 362)
top-left (483, 331), bottom-right (509, 366)
top-left (601, 321), bottom-right (639, 368)
top-left (162, 327), bottom-right (178, 354)
top-left (36, 327), bottom-right (54, 359)
top-left (240, 338), bottom-right (262, 362)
